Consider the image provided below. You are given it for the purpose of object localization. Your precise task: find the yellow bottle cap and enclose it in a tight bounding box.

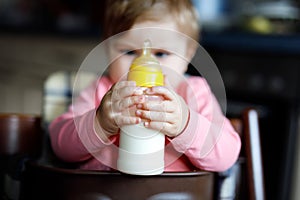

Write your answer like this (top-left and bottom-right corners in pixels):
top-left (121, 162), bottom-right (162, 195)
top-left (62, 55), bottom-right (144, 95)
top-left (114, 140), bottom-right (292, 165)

top-left (127, 40), bottom-right (164, 87)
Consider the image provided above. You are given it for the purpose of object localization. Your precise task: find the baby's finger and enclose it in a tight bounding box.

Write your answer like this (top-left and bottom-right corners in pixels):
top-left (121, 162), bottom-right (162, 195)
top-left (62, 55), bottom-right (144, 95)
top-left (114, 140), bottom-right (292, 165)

top-left (145, 86), bottom-right (176, 101)
top-left (112, 86), bottom-right (144, 100)
top-left (136, 110), bottom-right (176, 123)
top-left (114, 115), bottom-right (141, 127)
top-left (144, 121), bottom-right (177, 137)
top-left (139, 101), bottom-right (176, 112)
top-left (114, 81), bottom-right (146, 94)
top-left (114, 95), bottom-right (145, 111)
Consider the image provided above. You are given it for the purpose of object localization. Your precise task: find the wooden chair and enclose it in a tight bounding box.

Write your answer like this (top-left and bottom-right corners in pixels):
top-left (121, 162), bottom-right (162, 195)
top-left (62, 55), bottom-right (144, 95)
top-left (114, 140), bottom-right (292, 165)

top-left (242, 109), bottom-right (265, 200)
top-left (18, 108), bottom-right (265, 200)
top-left (18, 71), bottom-right (265, 200)
top-left (0, 113), bottom-right (43, 200)
top-left (217, 108), bottom-right (265, 200)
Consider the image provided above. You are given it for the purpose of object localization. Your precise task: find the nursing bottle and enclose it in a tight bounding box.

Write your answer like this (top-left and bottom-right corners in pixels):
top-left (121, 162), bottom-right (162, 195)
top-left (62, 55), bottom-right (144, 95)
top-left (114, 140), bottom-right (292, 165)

top-left (117, 39), bottom-right (165, 175)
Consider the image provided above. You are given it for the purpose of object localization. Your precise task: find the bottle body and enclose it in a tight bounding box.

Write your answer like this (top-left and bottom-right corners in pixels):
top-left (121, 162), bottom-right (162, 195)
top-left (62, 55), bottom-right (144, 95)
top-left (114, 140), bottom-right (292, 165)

top-left (117, 40), bottom-right (165, 175)
top-left (118, 124), bottom-right (165, 175)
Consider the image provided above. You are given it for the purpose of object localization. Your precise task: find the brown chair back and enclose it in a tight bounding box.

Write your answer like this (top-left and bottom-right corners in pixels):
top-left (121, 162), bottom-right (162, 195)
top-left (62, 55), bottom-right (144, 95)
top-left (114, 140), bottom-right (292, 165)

top-left (0, 113), bottom-right (43, 200)
top-left (226, 108), bottom-right (265, 200)
top-left (0, 113), bottom-right (43, 157)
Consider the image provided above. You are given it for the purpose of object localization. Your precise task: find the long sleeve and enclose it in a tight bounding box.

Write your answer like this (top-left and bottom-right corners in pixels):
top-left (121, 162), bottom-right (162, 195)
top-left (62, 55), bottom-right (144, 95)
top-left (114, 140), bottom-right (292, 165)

top-left (170, 76), bottom-right (241, 172)
top-left (49, 77), bottom-right (115, 169)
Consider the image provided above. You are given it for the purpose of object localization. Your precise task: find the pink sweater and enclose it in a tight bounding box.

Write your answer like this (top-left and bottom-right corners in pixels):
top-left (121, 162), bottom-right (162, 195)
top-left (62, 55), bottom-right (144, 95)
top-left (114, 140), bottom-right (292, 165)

top-left (49, 76), bottom-right (241, 172)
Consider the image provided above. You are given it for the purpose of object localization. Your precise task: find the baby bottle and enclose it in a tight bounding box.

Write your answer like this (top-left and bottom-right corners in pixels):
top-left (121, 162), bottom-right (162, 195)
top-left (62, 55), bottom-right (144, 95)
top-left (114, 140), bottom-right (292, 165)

top-left (117, 39), bottom-right (165, 175)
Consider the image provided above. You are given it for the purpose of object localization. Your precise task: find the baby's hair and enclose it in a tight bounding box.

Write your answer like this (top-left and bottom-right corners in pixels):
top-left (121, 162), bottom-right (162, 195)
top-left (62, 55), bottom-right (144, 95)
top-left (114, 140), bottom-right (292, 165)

top-left (102, 0), bottom-right (200, 41)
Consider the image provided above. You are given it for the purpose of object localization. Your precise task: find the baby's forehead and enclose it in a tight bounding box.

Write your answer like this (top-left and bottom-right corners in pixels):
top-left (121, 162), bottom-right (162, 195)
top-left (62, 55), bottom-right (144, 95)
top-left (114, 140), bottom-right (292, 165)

top-left (110, 28), bottom-right (190, 53)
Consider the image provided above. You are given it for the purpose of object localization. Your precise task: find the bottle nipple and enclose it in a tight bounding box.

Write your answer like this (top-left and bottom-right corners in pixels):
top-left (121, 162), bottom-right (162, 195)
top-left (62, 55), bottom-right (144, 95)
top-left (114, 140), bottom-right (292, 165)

top-left (128, 39), bottom-right (164, 87)
top-left (143, 39), bottom-right (151, 56)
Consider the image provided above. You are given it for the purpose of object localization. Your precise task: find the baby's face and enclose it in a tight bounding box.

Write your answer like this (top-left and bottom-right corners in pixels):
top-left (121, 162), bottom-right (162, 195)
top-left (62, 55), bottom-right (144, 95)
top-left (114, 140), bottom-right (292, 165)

top-left (107, 19), bottom-right (196, 87)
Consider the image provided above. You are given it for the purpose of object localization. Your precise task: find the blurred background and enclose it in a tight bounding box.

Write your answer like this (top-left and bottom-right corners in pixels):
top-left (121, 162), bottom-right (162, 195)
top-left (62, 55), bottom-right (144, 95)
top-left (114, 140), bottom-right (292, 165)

top-left (0, 0), bottom-right (300, 199)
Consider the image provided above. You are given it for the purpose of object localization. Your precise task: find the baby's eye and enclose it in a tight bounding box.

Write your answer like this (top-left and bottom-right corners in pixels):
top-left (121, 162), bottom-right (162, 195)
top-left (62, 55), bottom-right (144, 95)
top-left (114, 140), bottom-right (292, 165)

top-left (154, 51), bottom-right (169, 58)
top-left (121, 50), bottom-right (136, 56)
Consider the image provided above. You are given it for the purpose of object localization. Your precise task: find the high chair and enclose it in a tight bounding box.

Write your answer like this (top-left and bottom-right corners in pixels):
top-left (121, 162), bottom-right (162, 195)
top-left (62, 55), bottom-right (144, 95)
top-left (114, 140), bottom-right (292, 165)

top-left (19, 71), bottom-right (265, 200)
top-left (219, 109), bottom-right (265, 200)
top-left (0, 113), bottom-right (43, 200)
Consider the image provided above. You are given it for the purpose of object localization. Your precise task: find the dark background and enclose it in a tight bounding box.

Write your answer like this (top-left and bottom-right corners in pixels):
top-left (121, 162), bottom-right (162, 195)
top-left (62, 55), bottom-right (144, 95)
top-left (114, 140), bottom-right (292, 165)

top-left (1, 0), bottom-right (300, 200)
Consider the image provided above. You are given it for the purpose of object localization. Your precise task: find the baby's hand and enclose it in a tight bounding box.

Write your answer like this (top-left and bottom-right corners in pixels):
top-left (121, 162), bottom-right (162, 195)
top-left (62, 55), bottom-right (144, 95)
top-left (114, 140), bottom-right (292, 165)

top-left (96, 81), bottom-right (145, 136)
top-left (136, 86), bottom-right (189, 138)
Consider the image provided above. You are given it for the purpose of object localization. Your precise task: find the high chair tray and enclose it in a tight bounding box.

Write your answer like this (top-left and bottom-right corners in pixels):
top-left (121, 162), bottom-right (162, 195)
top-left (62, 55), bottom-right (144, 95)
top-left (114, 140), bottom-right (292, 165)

top-left (20, 161), bottom-right (214, 200)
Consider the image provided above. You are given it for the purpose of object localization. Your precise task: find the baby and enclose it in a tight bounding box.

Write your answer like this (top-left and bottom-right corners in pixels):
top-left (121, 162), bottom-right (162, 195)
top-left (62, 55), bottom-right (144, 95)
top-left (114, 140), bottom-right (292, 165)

top-left (49, 0), bottom-right (241, 172)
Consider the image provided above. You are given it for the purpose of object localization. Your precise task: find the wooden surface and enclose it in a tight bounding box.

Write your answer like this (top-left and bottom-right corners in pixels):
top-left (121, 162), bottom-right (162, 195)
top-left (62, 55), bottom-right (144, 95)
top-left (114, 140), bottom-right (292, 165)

top-left (21, 162), bottom-right (214, 200)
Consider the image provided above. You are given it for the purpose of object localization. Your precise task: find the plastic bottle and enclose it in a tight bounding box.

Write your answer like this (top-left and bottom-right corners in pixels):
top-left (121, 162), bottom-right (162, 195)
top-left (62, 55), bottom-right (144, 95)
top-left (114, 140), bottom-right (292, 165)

top-left (117, 40), bottom-right (165, 175)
